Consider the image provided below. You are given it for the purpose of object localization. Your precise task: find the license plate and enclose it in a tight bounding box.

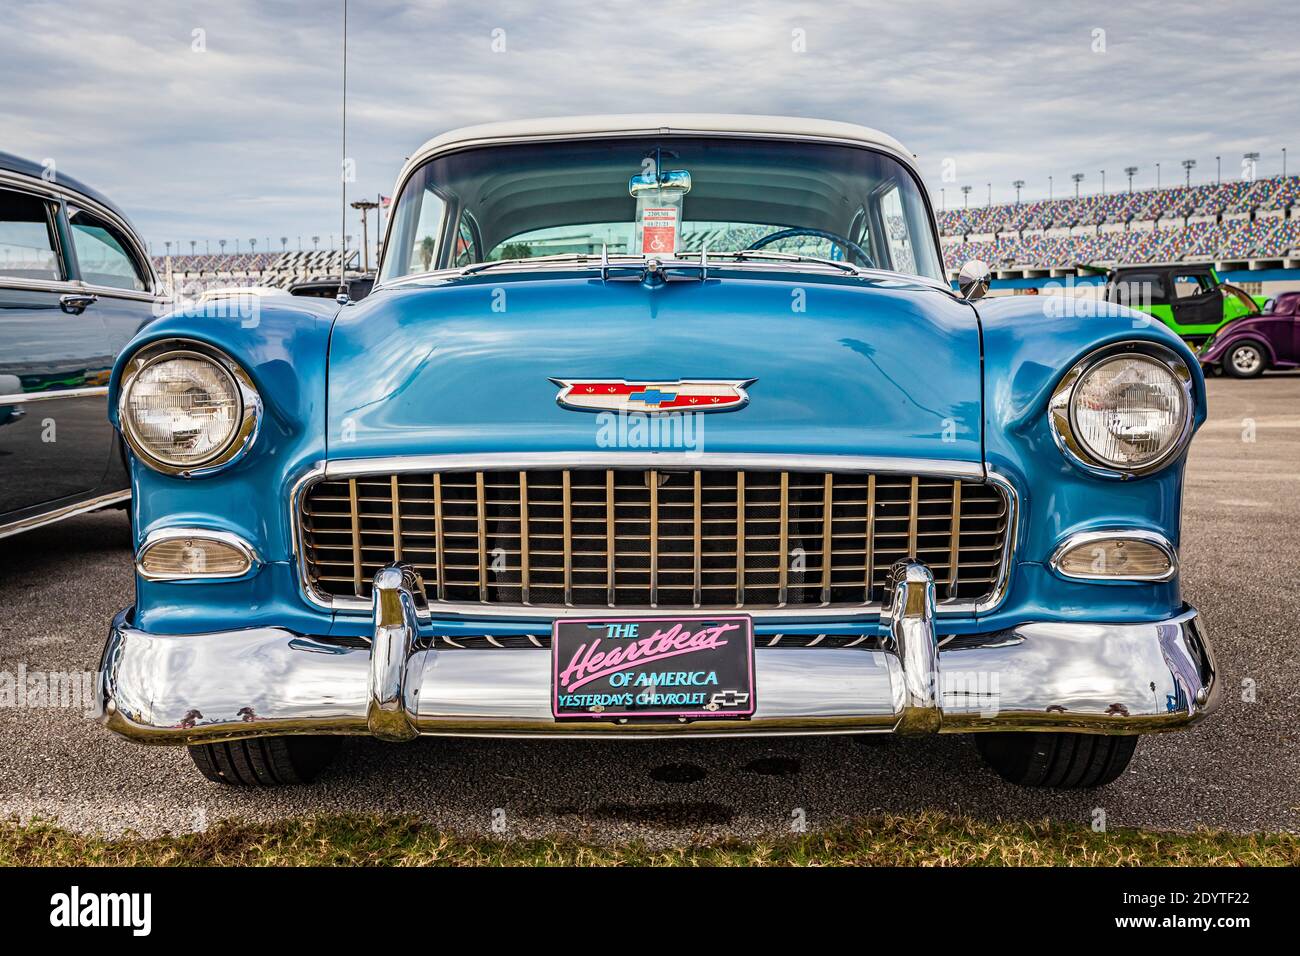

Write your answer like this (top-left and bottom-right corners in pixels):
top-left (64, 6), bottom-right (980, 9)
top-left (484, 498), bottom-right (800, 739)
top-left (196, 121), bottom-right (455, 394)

top-left (552, 615), bottom-right (755, 720)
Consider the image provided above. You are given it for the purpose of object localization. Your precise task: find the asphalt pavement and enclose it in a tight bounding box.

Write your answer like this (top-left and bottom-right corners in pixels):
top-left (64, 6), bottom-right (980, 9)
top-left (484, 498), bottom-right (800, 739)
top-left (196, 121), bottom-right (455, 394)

top-left (0, 373), bottom-right (1296, 843)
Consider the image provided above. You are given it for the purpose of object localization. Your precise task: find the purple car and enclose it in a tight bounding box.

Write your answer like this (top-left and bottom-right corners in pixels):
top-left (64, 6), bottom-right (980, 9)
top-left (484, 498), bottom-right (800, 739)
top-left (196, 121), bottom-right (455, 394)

top-left (1199, 291), bottom-right (1300, 378)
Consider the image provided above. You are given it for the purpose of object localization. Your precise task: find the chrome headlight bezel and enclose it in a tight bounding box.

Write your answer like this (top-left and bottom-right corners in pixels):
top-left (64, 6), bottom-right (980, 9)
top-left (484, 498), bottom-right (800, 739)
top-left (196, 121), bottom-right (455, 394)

top-left (1048, 342), bottom-right (1195, 479)
top-left (118, 339), bottom-right (261, 476)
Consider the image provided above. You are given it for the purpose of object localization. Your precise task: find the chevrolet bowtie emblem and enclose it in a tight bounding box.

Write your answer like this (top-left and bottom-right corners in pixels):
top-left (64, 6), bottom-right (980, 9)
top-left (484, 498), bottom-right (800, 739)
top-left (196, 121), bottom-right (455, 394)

top-left (550, 379), bottom-right (756, 413)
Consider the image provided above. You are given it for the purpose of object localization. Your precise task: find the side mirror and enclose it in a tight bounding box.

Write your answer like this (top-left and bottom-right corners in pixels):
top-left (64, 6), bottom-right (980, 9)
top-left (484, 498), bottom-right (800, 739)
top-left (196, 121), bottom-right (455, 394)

top-left (957, 260), bottom-right (992, 301)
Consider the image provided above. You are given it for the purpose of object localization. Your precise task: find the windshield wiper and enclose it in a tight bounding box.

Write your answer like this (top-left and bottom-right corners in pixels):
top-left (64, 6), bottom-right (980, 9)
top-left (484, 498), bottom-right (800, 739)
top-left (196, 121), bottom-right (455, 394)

top-left (457, 253), bottom-right (610, 277)
top-left (708, 249), bottom-right (864, 275)
top-left (455, 248), bottom-right (868, 282)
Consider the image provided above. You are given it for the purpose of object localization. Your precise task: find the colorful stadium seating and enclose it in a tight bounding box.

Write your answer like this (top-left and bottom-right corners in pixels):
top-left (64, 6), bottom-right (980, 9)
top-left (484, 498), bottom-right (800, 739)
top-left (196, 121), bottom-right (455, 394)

top-left (937, 175), bottom-right (1299, 270)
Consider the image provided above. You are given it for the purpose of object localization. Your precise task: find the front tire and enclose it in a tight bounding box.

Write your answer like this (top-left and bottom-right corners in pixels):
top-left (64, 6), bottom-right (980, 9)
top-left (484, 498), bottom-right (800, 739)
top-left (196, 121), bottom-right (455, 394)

top-left (1224, 340), bottom-right (1267, 378)
top-left (188, 736), bottom-right (341, 786)
top-left (975, 732), bottom-right (1137, 789)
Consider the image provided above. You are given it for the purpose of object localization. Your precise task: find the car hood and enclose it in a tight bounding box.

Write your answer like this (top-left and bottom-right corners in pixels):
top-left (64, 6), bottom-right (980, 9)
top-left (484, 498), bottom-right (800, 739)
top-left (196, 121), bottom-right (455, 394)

top-left (325, 270), bottom-right (983, 463)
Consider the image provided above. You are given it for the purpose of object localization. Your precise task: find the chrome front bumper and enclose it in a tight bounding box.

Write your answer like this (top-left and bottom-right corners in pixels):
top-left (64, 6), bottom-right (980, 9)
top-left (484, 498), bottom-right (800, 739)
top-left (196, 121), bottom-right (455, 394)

top-left (99, 562), bottom-right (1220, 745)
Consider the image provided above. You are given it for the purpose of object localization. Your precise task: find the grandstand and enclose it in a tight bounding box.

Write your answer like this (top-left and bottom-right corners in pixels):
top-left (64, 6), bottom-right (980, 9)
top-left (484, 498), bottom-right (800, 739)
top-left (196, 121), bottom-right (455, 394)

top-left (938, 175), bottom-right (1300, 277)
top-left (150, 249), bottom-right (361, 297)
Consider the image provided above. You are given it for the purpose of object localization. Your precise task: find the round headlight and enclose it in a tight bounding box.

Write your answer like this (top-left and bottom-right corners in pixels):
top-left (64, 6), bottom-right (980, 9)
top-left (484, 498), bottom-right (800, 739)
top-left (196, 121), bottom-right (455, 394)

top-left (120, 344), bottom-right (259, 474)
top-left (1050, 347), bottom-right (1193, 477)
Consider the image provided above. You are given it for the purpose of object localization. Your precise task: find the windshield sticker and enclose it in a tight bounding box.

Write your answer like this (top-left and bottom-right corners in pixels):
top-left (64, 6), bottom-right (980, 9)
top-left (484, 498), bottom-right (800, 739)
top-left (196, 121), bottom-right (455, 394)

top-left (640, 206), bottom-right (678, 255)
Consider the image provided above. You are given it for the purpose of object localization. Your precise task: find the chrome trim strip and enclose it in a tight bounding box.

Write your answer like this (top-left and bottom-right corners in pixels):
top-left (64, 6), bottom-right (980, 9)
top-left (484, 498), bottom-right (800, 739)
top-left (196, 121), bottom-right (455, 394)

top-left (1049, 529), bottom-right (1178, 582)
top-left (0, 488), bottom-right (129, 540)
top-left (1047, 342), bottom-right (1196, 480)
top-left (290, 454), bottom-right (1018, 621)
top-left (521, 471), bottom-right (533, 604)
top-left (647, 468), bottom-right (658, 606)
top-left (322, 452), bottom-right (985, 480)
top-left (819, 472), bottom-right (833, 605)
top-left (947, 480), bottom-right (962, 599)
top-left (135, 527), bottom-right (261, 581)
top-left (561, 469), bottom-right (573, 606)
top-left (975, 469), bottom-right (1019, 616)
top-left (348, 479), bottom-right (362, 592)
top-left (777, 470), bottom-right (789, 605)
top-left (0, 276), bottom-right (82, 295)
top-left (735, 471), bottom-right (746, 605)
top-left (0, 386), bottom-right (108, 404)
top-left (433, 473), bottom-right (446, 601)
top-left (603, 469), bottom-right (614, 607)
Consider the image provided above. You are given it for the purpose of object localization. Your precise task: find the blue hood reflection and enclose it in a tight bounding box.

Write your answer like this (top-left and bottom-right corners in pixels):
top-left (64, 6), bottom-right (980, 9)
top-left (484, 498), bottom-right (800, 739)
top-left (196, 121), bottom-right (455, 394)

top-left (326, 270), bottom-right (982, 462)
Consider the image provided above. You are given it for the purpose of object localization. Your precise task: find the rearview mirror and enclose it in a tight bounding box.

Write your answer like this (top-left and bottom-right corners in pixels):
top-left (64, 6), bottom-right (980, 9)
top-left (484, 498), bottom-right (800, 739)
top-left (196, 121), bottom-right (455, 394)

top-left (629, 169), bottom-right (692, 194)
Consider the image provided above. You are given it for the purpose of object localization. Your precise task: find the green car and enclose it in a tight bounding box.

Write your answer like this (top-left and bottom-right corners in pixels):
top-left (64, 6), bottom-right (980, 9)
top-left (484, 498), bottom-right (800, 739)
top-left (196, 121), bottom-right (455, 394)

top-left (1101, 263), bottom-right (1265, 347)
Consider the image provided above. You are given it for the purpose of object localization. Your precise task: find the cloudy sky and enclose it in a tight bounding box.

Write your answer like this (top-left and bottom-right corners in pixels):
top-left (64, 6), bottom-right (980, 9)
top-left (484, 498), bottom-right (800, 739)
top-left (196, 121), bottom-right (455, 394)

top-left (2, 0), bottom-right (1296, 254)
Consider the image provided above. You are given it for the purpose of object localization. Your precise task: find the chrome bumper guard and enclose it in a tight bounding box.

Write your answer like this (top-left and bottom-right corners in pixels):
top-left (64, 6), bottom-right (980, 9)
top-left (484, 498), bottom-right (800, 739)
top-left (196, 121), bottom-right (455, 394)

top-left (99, 561), bottom-right (1220, 745)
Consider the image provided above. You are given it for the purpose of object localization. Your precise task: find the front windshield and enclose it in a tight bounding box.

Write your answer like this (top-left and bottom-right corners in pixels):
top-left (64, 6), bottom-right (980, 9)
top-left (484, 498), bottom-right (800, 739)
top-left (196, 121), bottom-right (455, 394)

top-left (380, 135), bottom-right (943, 283)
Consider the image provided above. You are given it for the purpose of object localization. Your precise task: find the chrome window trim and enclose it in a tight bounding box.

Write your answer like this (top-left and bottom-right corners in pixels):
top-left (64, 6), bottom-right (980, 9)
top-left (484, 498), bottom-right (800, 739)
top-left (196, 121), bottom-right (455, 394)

top-left (0, 488), bottom-right (130, 540)
top-left (0, 177), bottom-right (68, 285)
top-left (0, 385), bottom-right (108, 404)
top-left (0, 276), bottom-right (82, 294)
top-left (376, 128), bottom-right (944, 291)
top-left (76, 284), bottom-right (159, 303)
top-left (118, 339), bottom-right (262, 477)
top-left (60, 194), bottom-right (159, 296)
top-left (0, 167), bottom-right (159, 295)
top-left (136, 527), bottom-right (261, 581)
top-left (290, 454), bottom-right (1018, 621)
top-left (1049, 529), bottom-right (1177, 583)
top-left (1047, 341), bottom-right (1196, 480)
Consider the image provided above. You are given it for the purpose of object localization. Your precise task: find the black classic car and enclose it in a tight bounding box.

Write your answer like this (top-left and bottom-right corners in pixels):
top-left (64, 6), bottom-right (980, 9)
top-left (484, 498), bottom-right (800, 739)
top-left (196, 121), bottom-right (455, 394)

top-left (0, 151), bottom-right (159, 538)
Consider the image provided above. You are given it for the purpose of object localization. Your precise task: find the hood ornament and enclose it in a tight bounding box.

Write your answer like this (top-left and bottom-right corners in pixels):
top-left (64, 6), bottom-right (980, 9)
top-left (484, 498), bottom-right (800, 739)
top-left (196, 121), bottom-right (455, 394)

top-left (550, 378), bottom-right (755, 413)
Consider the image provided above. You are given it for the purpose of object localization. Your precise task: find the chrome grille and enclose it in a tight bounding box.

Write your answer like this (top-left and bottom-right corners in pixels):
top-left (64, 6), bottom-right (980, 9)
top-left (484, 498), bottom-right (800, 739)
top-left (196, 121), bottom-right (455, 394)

top-left (299, 467), bottom-right (1011, 611)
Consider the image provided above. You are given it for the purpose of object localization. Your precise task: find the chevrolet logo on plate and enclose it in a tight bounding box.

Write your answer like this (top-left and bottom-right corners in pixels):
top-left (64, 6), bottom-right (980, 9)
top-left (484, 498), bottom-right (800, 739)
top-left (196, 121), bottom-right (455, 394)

top-left (550, 378), bottom-right (756, 413)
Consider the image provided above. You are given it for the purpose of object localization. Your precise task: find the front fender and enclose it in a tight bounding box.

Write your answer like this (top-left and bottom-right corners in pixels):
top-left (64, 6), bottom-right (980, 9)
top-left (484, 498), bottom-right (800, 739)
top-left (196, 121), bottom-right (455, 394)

top-left (970, 295), bottom-right (1207, 630)
top-left (107, 298), bottom-right (339, 634)
top-left (1197, 325), bottom-right (1278, 366)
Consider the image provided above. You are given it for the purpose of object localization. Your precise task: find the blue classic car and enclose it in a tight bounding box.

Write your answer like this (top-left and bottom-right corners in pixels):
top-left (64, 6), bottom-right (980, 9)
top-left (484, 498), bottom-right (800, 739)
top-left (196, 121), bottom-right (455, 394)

top-left (99, 115), bottom-right (1219, 789)
top-left (0, 152), bottom-right (159, 538)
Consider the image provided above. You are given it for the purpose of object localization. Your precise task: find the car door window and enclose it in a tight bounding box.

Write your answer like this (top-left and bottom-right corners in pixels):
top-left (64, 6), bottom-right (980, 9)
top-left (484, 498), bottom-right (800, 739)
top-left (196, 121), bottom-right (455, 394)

top-left (1172, 273), bottom-right (1212, 298)
top-left (0, 189), bottom-right (62, 282)
top-left (1112, 273), bottom-right (1163, 307)
top-left (876, 185), bottom-right (916, 275)
top-left (67, 206), bottom-right (147, 291)
top-left (453, 213), bottom-right (480, 267)
top-left (380, 183), bottom-right (447, 279)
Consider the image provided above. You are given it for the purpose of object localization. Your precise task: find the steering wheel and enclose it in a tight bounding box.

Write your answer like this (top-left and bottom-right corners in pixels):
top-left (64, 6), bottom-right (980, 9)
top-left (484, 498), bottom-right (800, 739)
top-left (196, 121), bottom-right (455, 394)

top-left (746, 228), bottom-right (876, 269)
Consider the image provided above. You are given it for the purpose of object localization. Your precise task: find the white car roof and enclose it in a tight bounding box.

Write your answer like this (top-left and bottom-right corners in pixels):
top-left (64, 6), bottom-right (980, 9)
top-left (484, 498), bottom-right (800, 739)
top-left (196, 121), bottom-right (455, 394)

top-left (396, 114), bottom-right (918, 193)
